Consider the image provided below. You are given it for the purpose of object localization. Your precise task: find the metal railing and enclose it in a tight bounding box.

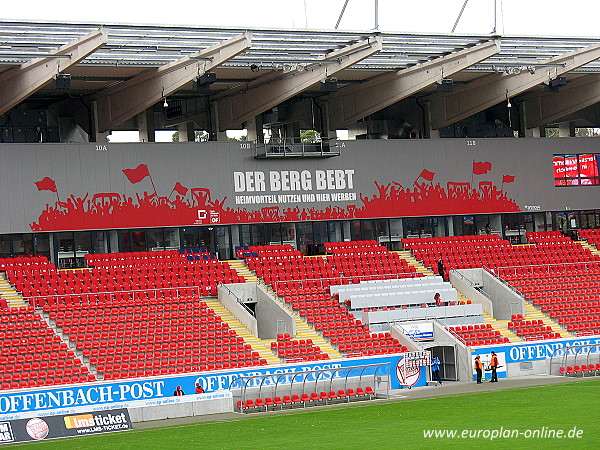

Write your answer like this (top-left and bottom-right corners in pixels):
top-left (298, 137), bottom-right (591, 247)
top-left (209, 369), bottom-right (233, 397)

top-left (231, 362), bottom-right (389, 411)
top-left (549, 343), bottom-right (600, 376)
top-left (254, 137), bottom-right (341, 158)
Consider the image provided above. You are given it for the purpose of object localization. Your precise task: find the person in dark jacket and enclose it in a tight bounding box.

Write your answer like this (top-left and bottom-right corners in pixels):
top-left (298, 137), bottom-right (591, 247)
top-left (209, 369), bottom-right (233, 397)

top-left (437, 259), bottom-right (445, 280)
top-left (173, 385), bottom-right (185, 396)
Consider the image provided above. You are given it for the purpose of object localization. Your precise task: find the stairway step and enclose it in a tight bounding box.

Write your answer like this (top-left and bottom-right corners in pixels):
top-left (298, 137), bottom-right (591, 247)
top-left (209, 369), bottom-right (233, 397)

top-left (0, 274), bottom-right (27, 308)
top-left (483, 312), bottom-right (522, 342)
top-left (203, 298), bottom-right (279, 364)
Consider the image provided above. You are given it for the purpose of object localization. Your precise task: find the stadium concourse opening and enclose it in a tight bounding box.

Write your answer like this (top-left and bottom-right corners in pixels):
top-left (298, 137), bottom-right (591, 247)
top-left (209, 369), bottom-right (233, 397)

top-left (231, 363), bottom-right (387, 413)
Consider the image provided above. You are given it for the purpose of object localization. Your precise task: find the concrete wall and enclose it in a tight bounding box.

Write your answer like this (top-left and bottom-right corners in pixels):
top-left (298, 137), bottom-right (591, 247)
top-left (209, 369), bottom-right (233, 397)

top-left (128, 395), bottom-right (233, 422)
top-left (390, 325), bottom-right (422, 352)
top-left (506, 359), bottom-right (548, 377)
top-left (451, 268), bottom-right (494, 316)
top-left (481, 270), bottom-right (525, 320)
top-left (432, 322), bottom-right (472, 382)
top-left (255, 284), bottom-right (296, 339)
top-left (218, 283), bottom-right (258, 335)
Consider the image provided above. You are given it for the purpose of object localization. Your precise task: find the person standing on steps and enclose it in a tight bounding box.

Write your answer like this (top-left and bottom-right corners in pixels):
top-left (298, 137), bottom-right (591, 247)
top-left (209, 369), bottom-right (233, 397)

top-left (437, 259), bottom-right (445, 280)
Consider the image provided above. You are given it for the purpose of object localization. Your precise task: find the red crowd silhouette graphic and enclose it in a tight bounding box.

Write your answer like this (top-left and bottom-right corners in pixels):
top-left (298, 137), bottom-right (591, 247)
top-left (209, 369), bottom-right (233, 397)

top-left (30, 161), bottom-right (520, 231)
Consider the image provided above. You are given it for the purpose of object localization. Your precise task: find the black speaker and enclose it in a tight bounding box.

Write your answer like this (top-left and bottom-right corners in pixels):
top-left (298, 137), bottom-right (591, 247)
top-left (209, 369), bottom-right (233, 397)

top-left (197, 72), bottom-right (216, 85)
top-left (437, 79), bottom-right (453, 92)
top-left (550, 76), bottom-right (567, 87)
top-left (54, 74), bottom-right (71, 89)
top-left (320, 78), bottom-right (337, 92)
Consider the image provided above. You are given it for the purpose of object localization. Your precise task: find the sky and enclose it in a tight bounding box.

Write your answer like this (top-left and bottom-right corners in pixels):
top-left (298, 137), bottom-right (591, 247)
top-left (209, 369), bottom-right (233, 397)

top-left (2, 0), bottom-right (597, 141)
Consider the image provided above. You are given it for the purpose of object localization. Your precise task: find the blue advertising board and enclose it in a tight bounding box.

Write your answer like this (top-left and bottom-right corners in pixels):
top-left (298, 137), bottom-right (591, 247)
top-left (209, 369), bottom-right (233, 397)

top-left (470, 336), bottom-right (600, 380)
top-left (0, 354), bottom-right (428, 419)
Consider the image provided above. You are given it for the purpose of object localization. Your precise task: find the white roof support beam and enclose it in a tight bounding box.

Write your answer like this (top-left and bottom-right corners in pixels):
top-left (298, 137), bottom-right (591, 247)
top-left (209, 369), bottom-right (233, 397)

top-left (0, 28), bottom-right (107, 116)
top-left (326, 40), bottom-right (500, 128)
top-left (215, 36), bottom-right (382, 130)
top-left (428, 43), bottom-right (600, 130)
top-left (94, 32), bottom-right (251, 132)
top-left (521, 74), bottom-right (600, 128)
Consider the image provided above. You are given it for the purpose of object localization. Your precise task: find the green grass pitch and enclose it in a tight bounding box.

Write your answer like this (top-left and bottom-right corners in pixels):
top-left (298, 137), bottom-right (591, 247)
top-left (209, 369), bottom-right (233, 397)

top-left (13, 379), bottom-right (600, 449)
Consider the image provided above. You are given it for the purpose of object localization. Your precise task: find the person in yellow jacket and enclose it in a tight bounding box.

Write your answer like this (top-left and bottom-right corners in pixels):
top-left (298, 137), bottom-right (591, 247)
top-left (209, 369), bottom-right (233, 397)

top-left (490, 351), bottom-right (499, 382)
top-left (474, 355), bottom-right (483, 384)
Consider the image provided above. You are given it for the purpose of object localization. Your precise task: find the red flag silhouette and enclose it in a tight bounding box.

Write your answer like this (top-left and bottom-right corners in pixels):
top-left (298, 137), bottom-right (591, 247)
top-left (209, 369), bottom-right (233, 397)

top-left (173, 182), bottom-right (188, 196)
top-left (123, 164), bottom-right (150, 184)
top-left (35, 177), bottom-right (57, 193)
top-left (418, 169), bottom-right (435, 182)
top-left (473, 161), bottom-right (492, 175)
top-left (503, 175), bottom-right (515, 183)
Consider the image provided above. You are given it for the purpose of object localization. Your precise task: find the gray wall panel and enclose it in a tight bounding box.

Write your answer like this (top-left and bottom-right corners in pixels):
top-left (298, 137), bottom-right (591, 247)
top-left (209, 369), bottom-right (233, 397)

top-left (0, 138), bottom-right (599, 234)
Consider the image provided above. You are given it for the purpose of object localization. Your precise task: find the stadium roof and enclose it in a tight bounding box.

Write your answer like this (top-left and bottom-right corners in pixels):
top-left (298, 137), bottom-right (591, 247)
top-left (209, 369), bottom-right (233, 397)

top-left (1, 20), bottom-right (600, 80)
top-left (1, 20), bottom-right (599, 133)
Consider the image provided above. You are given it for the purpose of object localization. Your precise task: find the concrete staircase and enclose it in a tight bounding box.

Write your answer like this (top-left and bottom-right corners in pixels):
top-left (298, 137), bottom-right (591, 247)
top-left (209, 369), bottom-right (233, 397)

top-left (523, 301), bottom-right (572, 339)
top-left (202, 298), bottom-right (280, 365)
top-left (482, 312), bottom-right (522, 343)
top-left (0, 274), bottom-right (28, 308)
top-left (394, 250), bottom-right (435, 276)
top-left (226, 259), bottom-right (258, 283)
top-left (579, 240), bottom-right (600, 257)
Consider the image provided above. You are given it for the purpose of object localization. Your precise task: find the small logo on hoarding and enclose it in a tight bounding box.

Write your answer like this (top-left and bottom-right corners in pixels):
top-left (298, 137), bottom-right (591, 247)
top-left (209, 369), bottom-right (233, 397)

top-left (25, 418), bottom-right (49, 440)
top-left (64, 414), bottom-right (95, 429)
top-left (396, 357), bottom-right (420, 387)
top-left (0, 422), bottom-right (14, 443)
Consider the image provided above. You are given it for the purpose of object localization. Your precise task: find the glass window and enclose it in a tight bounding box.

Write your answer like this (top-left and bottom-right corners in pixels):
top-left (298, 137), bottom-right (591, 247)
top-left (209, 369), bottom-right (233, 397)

top-left (164, 228), bottom-right (180, 249)
top-left (109, 230), bottom-right (120, 253)
top-left (92, 231), bottom-right (109, 254)
top-left (0, 236), bottom-right (10, 258)
top-left (327, 221), bottom-right (343, 244)
top-left (361, 220), bottom-right (375, 240)
top-left (57, 231), bottom-right (75, 268)
top-left (121, 231), bottom-right (131, 252)
top-left (147, 229), bottom-right (164, 250)
top-left (341, 221), bottom-right (351, 242)
top-left (198, 228), bottom-right (214, 251)
top-left (350, 220), bottom-right (361, 241)
top-left (33, 234), bottom-right (50, 258)
top-left (567, 211), bottom-right (579, 230)
top-left (215, 226), bottom-right (230, 259)
top-left (73, 232), bottom-right (91, 267)
top-left (17, 234), bottom-right (34, 255)
top-left (297, 222), bottom-right (313, 255)
top-left (265, 223), bottom-right (283, 245)
top-left (240, 225), bottom-right (251, 248)
top-left (375, 219), bottom-right (391, 247)
top-left (231, 225), bottom-right (241, 255)
top-left (462, 216), bottom-right (475, 236)
top-left (132, 230), bottom-right (146, 252)
top-left (390, 219), bottom-right (403, 242)
top-left (313, 222), bottom-right (327, 254)
top-left (182, 228), bottom-right (200, 249)
top-left (282, 224), bottom-right (297, 248)
top-left (249, 225), bottom-right (266, 246)
top-left (503, 214), bottom-right (525, 244)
